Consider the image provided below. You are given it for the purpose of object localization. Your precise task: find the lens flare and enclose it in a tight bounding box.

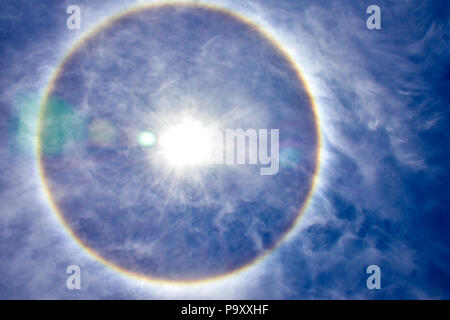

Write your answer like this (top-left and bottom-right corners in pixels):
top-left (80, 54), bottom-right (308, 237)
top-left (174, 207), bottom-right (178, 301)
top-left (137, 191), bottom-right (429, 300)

top-left (138, 131), bottom-right (156, 147)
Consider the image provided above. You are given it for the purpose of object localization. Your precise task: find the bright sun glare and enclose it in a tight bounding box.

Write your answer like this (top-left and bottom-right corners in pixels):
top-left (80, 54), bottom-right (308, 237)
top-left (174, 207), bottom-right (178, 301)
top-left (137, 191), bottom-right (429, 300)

top-left (159, 118), bottom-right (214, 167)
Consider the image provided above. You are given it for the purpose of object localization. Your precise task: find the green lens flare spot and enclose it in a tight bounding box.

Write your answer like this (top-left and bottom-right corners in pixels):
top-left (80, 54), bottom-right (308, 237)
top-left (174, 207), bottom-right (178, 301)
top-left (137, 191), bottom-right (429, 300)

top-left (138, 131), bottom-right (156, 147)
top-left (9, 92), bottom-right (40, 155)
top-left (41, 97), bottom-right (86, 155)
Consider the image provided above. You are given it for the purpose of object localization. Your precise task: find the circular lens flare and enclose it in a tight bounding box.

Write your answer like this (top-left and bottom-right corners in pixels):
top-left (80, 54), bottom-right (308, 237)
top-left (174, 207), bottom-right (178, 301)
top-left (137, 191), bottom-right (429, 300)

top-left (138, 131), bottom-right (156, 147)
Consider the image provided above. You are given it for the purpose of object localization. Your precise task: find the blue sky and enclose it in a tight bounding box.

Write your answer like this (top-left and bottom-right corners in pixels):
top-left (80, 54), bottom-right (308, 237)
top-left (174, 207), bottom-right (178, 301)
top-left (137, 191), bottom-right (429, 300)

top-left (0, 0), bottom-right (449, 299)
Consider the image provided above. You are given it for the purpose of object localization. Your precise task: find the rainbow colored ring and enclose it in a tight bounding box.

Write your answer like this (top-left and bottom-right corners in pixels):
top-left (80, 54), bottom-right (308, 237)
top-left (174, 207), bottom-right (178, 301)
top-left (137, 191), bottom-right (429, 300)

top-left (36, 2), bottom-right (322, 285)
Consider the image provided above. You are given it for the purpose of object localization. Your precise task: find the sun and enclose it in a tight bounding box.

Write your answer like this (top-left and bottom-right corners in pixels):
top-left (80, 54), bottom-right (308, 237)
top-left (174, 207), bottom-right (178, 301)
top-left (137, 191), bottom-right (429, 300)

top-left (159, 117), bottom-right (215, 167)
